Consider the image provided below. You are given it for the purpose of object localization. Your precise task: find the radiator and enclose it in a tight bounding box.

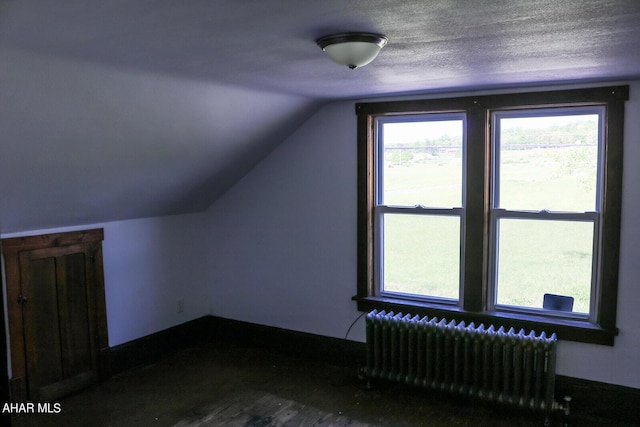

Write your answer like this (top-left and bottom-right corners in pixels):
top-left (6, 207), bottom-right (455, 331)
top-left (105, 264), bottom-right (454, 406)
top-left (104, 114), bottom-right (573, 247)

top-left (365, 310), bottom-right (559, 413)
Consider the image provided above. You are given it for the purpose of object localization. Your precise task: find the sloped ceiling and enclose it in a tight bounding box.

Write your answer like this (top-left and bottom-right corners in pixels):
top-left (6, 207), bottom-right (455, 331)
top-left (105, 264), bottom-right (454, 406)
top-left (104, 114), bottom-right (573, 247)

top-left (1, 0), bottom-right (640, 233)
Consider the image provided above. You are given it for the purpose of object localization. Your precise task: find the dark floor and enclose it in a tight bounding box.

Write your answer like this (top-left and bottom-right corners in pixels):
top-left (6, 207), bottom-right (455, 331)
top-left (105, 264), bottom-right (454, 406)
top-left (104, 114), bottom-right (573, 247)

top-left (10, 340), bottom-right (631, 427)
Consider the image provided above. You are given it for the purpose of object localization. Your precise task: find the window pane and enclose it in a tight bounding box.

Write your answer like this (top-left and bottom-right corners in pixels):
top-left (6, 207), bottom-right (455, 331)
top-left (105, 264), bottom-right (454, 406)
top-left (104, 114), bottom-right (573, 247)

top-left (497, 114), bottom-right (599, 212)
top-left (495, 218), bottom-right (593, 314)
top-left (381, 119), bottom-right (463, 207)
top-left (382, 214), bottom-right (460, 300)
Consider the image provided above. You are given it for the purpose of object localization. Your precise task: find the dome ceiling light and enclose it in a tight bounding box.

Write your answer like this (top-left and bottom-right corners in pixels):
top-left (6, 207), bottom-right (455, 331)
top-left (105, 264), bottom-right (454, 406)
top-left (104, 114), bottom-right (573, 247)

top-left (316, 32), bottom-right (388, 69)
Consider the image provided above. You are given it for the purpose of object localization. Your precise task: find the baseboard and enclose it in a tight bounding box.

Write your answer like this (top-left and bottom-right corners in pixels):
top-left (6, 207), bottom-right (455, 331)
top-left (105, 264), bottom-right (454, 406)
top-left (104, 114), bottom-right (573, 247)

top-left (109, 315), bottom-right (639, 424)
top-left (555, 375), bottom-right (640, 425)
top-left (109, 316), bottom-right (218, 374)
top-left (206, 316), bottom-right (366, 369)
top-left (109, 315), bottom-right (365, 375)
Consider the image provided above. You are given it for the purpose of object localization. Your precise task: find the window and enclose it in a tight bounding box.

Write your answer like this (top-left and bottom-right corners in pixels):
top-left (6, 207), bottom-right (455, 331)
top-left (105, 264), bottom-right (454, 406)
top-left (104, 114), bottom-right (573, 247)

top-left (356, 86), bottom-right (628, 345)
top-left (377, 115), bottom-right (465, 302)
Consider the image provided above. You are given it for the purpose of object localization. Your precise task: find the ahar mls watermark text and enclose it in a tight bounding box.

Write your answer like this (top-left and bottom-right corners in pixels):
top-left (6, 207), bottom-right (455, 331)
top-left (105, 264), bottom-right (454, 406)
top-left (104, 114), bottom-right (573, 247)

top-left (2, 402), bottom-right (62, 414)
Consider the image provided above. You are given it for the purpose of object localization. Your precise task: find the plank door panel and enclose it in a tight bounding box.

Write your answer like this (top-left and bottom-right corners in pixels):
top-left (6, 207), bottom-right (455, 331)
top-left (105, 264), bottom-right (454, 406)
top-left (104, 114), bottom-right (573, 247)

top-left (58, 252), bottom-right (94, 377)
top-left (20, 254), bottom-right (64, 398)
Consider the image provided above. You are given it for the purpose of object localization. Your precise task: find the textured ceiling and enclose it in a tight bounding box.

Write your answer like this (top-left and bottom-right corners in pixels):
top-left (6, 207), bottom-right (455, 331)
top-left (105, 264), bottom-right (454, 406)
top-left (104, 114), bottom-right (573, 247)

top-left (1, 0), bottom-right (640, 233)
top-left (3, 0), bottom-right (639, 97)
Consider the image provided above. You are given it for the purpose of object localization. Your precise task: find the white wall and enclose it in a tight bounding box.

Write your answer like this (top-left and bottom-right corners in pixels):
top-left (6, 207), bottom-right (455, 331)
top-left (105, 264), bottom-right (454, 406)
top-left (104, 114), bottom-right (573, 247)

top-left (204, 83), bottom-right (640, 389)
top-left (1, 213), bottom-right (209, 348)
top-left (100, 214), bottom-right (209, 346)
top-left (205, 100), bottom-right (360, 338)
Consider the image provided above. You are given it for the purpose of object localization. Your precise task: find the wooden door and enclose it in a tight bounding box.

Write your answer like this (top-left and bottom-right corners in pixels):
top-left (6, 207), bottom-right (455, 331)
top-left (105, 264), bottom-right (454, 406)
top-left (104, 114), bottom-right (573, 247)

top-left (3, 229), bottom-right (109, 402)
top-left (20, 245), bottom-right (98, 400)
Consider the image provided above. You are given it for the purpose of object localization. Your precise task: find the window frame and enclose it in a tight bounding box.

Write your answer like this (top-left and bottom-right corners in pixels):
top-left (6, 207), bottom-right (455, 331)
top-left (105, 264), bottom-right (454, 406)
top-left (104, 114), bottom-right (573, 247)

top-left (355, 85), bottom-right (628, 346)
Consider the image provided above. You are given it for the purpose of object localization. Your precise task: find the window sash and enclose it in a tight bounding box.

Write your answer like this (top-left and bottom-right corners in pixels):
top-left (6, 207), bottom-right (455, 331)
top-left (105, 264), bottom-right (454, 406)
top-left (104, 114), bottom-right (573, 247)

top-left (375, 113), bottom-right (466, 209)
top-left (489, 107), bottom-right (605, 320)
top-left (374, 207), bottom-right (464, 304)
top-left (487, 209), bottom-right (600, 321)
top-left (491, 106), bottom-right (605, 212)
top-left (374, 113), bottom-right (466, 303)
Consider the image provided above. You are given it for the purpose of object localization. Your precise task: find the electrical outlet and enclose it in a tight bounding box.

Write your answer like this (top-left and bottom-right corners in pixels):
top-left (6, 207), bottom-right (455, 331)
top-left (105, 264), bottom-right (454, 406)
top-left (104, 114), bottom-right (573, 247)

top-left (177, 298), bottom-right (184, 314)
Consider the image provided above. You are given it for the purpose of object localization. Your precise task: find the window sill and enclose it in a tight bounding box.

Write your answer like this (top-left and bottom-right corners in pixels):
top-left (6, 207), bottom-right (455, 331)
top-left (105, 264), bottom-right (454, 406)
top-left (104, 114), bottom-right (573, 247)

top-left (354, 296), bottom-right (617, 346)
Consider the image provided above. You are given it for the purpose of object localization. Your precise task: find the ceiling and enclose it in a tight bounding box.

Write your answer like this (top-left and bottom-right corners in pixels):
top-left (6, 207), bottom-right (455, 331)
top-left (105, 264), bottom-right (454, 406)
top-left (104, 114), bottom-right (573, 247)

top-left (1, 0), bottom-right (640, 233)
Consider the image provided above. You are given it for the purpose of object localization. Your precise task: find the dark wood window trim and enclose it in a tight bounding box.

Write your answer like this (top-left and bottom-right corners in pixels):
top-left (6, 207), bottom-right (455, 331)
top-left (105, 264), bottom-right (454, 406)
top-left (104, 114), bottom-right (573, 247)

top-left (355, 85), bottom-right (629, 346)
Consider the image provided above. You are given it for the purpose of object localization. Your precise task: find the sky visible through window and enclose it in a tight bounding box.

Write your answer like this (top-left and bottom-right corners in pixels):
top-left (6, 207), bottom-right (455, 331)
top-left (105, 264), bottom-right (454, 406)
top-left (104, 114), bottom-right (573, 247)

top-left (383, 120), bottom-right (462, 145)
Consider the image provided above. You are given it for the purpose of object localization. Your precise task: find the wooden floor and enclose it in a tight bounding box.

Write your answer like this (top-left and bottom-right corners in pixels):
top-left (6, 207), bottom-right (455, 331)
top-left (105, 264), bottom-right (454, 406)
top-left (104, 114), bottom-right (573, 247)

top-left (9, 340), bottom-right (628, 427)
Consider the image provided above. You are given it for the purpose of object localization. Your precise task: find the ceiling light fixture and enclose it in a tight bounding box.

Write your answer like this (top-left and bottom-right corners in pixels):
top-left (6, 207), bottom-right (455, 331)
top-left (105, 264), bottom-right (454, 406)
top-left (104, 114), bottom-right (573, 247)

top-left (316, 32), bottom-right (388, 69)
